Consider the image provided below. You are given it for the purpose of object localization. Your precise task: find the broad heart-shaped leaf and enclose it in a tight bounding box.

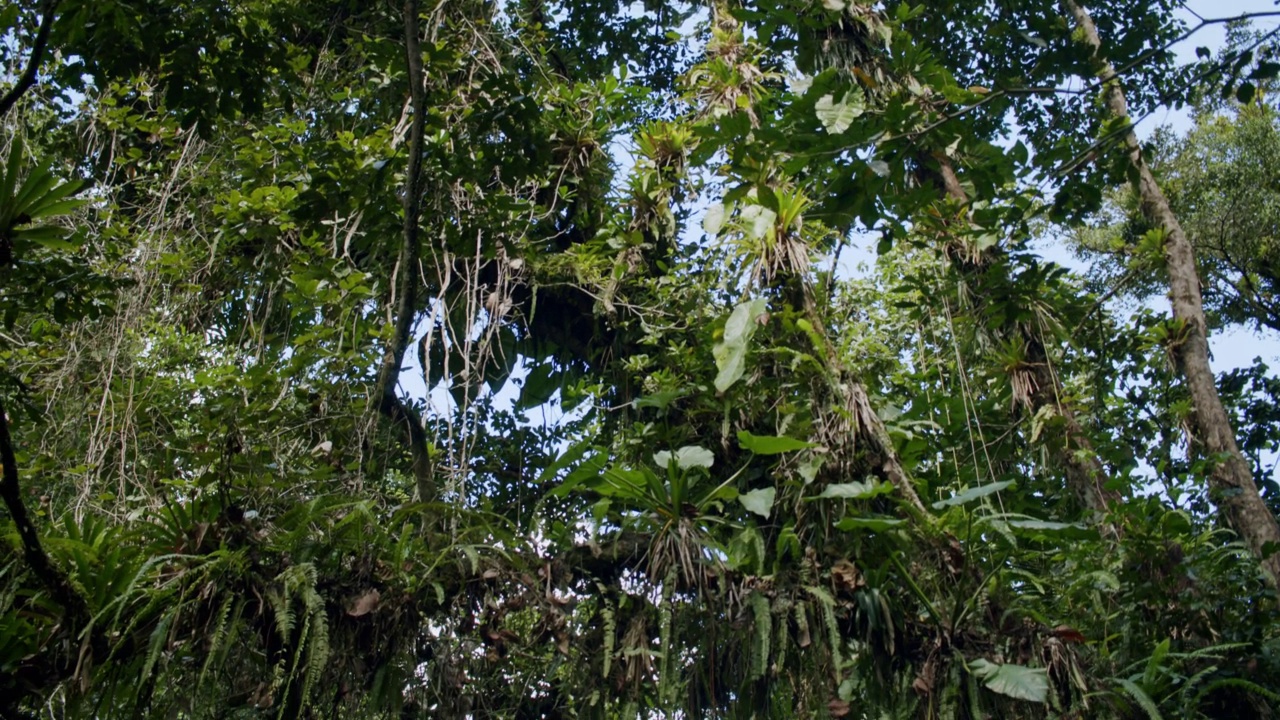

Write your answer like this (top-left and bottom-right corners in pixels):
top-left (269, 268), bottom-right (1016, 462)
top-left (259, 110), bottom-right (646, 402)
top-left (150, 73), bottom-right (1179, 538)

top-left (738, 487), bottom-right (776, 518)
top-left (815, 91), bottom-right (865, 134)
top-left (968, 659), bottom-right (1049, 703)
top-left (713, 298), bottom-right (768, 393)
top-left (932, 480), bottom-right (1014, 509)
top-left (654, 445), bottom-right (715, 470)
top-left (813, 480), bottom-right (893, 500)
top-left (835, 515), bottom-right (904, 532)
top-left (740, 204), bottom-right (776, 241)
top-left (737, 430), bottom-right (816, 455)
top-left (702, 203), bottom-right (726, 235)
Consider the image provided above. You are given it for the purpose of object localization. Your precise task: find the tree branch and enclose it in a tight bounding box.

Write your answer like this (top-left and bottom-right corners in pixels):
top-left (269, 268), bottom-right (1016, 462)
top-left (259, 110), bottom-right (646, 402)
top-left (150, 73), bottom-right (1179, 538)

top-left (0, 396), bottom-right (88, 619)
top-left (375, 0), bottom-right (434, 501)
top-left (0, 0), bottom-right (60, 120)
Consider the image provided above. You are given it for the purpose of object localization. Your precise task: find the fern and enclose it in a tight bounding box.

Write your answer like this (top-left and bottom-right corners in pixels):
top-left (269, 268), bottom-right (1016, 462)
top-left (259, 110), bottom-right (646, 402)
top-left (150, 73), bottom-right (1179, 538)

top-left (302, 599), bottom-right (330, 710)
top-left (266, 562), bottom-right (330, 717)
top-left (806, 585), bottom-right (843, 681)
top-left (139, 606), bottom-right (175, 683)
top-left (197, 595), bottom-right (239, 693)
top-left (266, 585), bottom-right (294, 643)
top-left (601, 597), bottom-right (616, 680)
top-left (658, 578), bottom-right (675, 708)
top-left (749, 591), bottom-right (771, 680)
top-left (1116, 678), bottom-right (1164, 720)
top-left (1192, 676), bottom-right (1280, 708)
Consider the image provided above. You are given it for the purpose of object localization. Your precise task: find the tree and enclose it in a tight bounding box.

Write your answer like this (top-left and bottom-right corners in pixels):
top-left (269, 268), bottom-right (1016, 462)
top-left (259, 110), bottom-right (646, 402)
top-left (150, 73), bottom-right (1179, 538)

top-left (2, 0), bottom-right (1280, 718)
top-left (1076, 100), bottom-right (1280, 335)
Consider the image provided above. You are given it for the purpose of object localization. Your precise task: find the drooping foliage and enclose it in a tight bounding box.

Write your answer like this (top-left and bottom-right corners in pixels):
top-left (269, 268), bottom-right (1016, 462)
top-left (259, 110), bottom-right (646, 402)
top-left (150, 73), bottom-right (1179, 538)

top-left (2, 0), bottom-right (1280, 718)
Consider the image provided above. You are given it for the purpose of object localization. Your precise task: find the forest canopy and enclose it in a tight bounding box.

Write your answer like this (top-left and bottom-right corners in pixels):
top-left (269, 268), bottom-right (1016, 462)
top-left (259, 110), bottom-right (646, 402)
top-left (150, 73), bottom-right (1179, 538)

top-left (3, 0), bottom-right (1280, 717)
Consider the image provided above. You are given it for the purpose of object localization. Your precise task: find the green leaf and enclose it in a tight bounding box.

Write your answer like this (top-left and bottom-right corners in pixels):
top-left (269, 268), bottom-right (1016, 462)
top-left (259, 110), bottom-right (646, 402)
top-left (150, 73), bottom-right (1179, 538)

top-left (1236, 81), bottom-right (1257, 104)
top-left (737, 430), bottom-right (816, 455)
top-left (634, 389), bottom-right (686, 411)
top-left (740, 204), bottom-right (776, 240)
top-left (738, 488), bottom-right (776, 518)
top-left (713, 298), bottom-right (767, 393)
top-left (12, 167), bottom-right (57, 216)
top-left (26, 197), bottom-right (87, 221)
top-left (835, 515), bottom-right (903, 531)
top-left (797, 455), bottom-right (823, 484)
top-left (1116, 678), bottom-right (1164, 720)
top-left (815, 91), bottom-right (864, 134)
top-left (932, 481), bottom-right (1013, 509)
top-left (654, 445), bottom-right (715, 470)
top-left (1251, 61), bottom-right (1280, 80)
top-left (1144, 639), bottom-right (1170, 689)
top-left (547, 448), bottom-right (606, 498)
top-left (1005, 518), bottom-right (1098, 540)
top-left (702, 203), bottom-right (726, 235)
top-left (969, 659), bottom-right (1049, 703)
top-left (17, 227), bottom-right (78, 250)
top-left (814, 480), bottom-right (892, 500)
top-left (518, 361), bottom-right (559, 410)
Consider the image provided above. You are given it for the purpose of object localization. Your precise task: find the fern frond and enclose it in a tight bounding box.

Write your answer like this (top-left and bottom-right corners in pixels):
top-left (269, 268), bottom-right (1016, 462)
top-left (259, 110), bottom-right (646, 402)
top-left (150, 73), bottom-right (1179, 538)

top-left (749, 591), bottom-right (771, 680)
top-left (806, 585), bottom-right (843, 680)
top-left (602, 598), bottom-right (616, 680)
top-left (1116, 678), bottom-right (1164, 720)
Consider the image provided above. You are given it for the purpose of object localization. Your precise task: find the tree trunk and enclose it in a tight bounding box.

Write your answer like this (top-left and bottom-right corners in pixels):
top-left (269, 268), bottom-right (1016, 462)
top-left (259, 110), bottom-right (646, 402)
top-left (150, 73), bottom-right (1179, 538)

top-left (375, 0), bottom-right (434, 502)
top-left (934, 157), bottom-right (1121, 520)
top-left (1063, 0), bottom-right (1280, 583)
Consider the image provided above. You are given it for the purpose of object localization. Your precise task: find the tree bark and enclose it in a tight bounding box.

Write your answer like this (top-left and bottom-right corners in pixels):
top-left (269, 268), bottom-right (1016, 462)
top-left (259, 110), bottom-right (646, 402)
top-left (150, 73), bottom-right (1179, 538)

top-left (1063, 0), bottom-right (1280, 583)
top-left (0, 397), bottom-right (90, 622)
top-left (375, 0), bottom-right (434, 502)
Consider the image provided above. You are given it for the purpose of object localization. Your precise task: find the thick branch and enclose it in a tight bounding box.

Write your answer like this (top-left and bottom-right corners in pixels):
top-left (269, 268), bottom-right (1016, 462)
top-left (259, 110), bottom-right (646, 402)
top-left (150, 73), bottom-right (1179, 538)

top-left (0, 397), bottom-right (88, 619)
top-left (1063, 0), bottom-right (1280, 583)
top-left (375, 0), bottom-right (433, 501)
top-left (0, 0), bottom-right (60, 120)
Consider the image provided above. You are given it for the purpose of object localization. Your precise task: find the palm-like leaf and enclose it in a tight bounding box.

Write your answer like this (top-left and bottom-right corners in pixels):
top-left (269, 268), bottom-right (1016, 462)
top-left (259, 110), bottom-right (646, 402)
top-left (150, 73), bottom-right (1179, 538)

top-left (0, 136), bottom-right (86, 259)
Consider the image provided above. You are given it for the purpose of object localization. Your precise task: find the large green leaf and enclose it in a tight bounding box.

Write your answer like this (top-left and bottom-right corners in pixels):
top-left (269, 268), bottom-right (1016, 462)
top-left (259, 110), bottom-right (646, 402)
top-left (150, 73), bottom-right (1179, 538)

top-left (738, 488), bottom-right (775, 518)
top-left (932, 480), bottom-right (1014, 509)
top-left (736, 430), bottom-right (816, 455)
top-left (835, 515), bottom-right (904, 531)
top-left (813, 480), bottom-right (893, 500)
top-left (713, 298), bottom-right (767, 393)
top-left (814, 91), bottom-right (865, 134)
top-left (654, 445), bottom-right (715, 470)
top-left (969, 659), bottom-right (1049, 703)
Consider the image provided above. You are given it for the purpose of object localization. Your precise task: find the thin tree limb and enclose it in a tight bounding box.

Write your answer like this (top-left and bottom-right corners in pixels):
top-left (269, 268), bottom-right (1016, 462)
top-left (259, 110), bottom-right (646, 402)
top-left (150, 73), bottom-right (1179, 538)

top-left (375, 0), bottom-right (434, 502)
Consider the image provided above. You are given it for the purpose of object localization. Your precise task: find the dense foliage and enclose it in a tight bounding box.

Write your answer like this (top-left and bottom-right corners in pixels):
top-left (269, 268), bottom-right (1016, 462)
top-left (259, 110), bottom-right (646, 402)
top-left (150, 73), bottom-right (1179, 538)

top-left (3, 0), bottom-right (1280, 717)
